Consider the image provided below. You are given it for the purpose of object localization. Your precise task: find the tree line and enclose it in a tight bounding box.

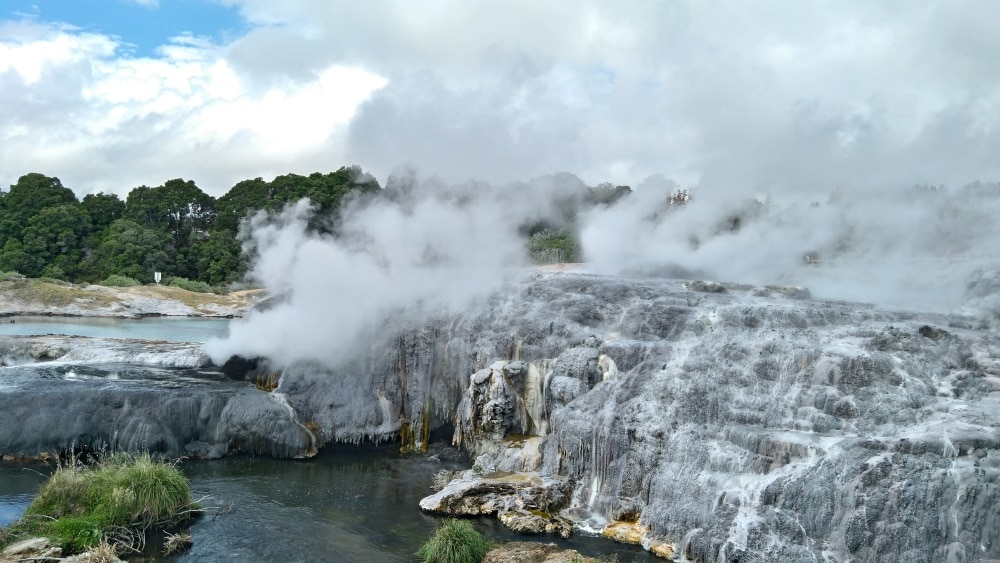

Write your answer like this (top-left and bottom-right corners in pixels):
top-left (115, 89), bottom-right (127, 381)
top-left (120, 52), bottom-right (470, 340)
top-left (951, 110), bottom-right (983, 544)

top-left (0, 166), bottom-right (379, 287)
top-left (0, 167), bottom-right (637, 289)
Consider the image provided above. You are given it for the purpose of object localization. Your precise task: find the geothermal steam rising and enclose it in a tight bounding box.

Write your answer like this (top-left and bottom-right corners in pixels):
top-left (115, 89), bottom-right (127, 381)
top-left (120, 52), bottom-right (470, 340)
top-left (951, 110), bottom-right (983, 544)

top-left (583, 180), bottom-right (1000, 312)
top-left (205, 187), bottom-right (528, 367)
top-left (208, 173), bottom-right (999, 368)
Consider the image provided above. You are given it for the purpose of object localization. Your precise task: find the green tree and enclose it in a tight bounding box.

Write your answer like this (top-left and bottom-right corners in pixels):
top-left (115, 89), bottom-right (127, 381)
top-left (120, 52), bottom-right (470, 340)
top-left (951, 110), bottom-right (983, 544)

top-left (214, 166), bottom-right (380, 236)
top-left (81, 192), bottom-right (125, 232)
top-left (196, 233), bottom-right (245, 286)
top-left (20, 204), bottom-right (92, 279)
top-left (0, 240), bottom-right (37, 275)
top-left (125, 179), bottom-right (216, 248)
top-left (0, 173), bottom-right (78, 248)
top-left (85, 219), bottom-right (171, 283)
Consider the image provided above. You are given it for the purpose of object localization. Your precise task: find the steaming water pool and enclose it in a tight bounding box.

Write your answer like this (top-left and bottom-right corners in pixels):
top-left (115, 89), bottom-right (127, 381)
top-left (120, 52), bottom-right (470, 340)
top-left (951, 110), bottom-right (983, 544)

top-left (0, 316), bottom-right (231, 343)
top-left (0, 445), bottom-right (654, 562)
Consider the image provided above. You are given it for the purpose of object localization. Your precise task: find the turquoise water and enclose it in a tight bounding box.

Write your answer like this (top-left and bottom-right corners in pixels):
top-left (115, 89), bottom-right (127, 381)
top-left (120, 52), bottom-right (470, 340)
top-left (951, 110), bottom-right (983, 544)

top-left (0, 316), bottom-right (231, 343)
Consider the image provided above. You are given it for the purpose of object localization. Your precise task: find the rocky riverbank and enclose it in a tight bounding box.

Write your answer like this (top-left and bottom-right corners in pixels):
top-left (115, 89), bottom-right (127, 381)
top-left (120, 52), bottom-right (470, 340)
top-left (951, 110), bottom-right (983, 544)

top-left (0, 277), bottom-right (262, 318)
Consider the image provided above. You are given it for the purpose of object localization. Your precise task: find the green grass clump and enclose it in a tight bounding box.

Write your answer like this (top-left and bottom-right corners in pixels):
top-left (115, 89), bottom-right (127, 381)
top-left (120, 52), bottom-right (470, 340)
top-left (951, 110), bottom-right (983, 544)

top-left (167, 276), bottom-right (215, 293)
top-left (100, 274), bottom-right (141, 287)
top-left (0, 271), bottom-right (25, 282)
top-left (0, 453), bottom-right (196, 554)
top-left (417, 519), bottom-right (493, 563)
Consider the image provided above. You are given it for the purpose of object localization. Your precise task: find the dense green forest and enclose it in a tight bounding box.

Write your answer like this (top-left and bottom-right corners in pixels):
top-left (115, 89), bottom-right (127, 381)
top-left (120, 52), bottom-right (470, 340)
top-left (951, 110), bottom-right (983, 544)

top-left (0, 167), bottom-right (380, 288)
top-left (0, 168), bottom-right (631, 290)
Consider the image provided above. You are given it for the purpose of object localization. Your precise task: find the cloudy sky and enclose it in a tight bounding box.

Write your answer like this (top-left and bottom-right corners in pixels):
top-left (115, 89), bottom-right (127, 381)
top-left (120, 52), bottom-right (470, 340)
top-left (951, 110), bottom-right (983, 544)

top-left (1, 0), bottom-right (998, 198)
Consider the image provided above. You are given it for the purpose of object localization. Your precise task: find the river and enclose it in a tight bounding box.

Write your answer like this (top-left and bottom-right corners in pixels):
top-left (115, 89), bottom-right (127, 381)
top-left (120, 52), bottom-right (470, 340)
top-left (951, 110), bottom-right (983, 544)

top-left (0, 317), bottom-right (654, 561)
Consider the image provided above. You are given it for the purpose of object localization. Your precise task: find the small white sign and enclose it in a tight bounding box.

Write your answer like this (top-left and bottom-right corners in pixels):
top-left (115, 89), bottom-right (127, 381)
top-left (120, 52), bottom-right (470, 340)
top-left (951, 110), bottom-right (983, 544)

top-left (154, 271), bottom-right (162, 284)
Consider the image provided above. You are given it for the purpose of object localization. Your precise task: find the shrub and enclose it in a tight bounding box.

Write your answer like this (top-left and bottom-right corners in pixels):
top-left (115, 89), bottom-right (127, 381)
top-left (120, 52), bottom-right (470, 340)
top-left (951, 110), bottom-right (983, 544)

top-left (1, 452), bottom-right (196, 554)
top-left (100, 274), bottom-right (141, 287)
top-left (0, 271), bottom-right (25, 282)
top-left (417, 519), bottom-right (492, 563)
top-left (167, 276), bottom-right (215, 293)
top-left (528, 230), bottom-right (580, 264)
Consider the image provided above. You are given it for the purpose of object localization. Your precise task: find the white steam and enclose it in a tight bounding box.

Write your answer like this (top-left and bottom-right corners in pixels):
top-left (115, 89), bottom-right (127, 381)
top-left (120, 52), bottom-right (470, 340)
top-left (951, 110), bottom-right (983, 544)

top-left (583, 180), bottom-right (1000, 312)
top-left (206, 168), bottom-right (1000, 370)
top-left (204, 171), bottom-right (549, 367)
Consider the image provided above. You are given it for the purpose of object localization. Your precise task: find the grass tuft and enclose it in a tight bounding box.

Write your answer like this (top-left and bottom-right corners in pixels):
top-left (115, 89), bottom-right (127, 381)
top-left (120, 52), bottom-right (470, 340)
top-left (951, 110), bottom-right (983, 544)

top-left (417, 518), bottom-right (493, 563)
top-left (0, 452), bottom-right (197, 554)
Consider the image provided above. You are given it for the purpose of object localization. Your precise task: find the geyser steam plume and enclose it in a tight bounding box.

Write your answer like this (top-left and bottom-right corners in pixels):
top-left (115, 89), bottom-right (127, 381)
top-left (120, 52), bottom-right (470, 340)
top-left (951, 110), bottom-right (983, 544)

top-left (583, 178), bottom-right (1000, 313)
top-left (204, 171), bottom-right (568, 368)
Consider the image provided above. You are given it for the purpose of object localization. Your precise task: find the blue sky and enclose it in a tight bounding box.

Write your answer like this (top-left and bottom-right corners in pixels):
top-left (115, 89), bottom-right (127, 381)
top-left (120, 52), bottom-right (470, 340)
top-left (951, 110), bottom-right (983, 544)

top-left (6, 0), bottom-right (246, 56)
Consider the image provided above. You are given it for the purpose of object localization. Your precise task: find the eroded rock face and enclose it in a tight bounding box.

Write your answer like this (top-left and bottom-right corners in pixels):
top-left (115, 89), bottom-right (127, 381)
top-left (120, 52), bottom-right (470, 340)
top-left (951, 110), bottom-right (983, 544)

top-left (0, 361), bottom-right (315, 460)
top-left (271, 272), bottom-right (1000, 562)
top-left (419, 471), bottom-right (573, 538)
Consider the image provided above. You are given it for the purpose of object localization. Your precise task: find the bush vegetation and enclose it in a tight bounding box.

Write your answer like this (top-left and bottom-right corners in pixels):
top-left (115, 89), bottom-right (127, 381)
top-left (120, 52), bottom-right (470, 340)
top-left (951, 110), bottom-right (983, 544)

top-left (0, 271), bottom-right (24, 282)
top-left (529, 229), bottom-right (581, 264)
top-left (417, 518), bottom-right (493, 563)
top-left (0, 452), bottom-right (197, 555)
top-left (166, 276), bottom-right (215, 293)
top-left (100, 274), bottom-right (141, 287)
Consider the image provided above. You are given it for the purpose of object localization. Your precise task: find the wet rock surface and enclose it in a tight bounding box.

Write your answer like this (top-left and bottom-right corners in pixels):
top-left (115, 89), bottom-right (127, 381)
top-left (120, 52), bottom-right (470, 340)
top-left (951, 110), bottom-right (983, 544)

top-left (3, 271), bottom-right (1000, 562)
top-left (482, 541), bottom-right (601, 563)
top-left (420, 471), bottom-right (574, 537)
top-left (0, 335), bottom-right (208, 367)
top-left (271, 271), bottom-right (1000, 562)
top-left (0, 337), bottom-right (314, 460)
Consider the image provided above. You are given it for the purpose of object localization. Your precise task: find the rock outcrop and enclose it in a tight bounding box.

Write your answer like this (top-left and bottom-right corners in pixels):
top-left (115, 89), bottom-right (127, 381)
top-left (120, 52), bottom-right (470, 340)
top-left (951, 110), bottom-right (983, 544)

top-left (0, 537), bottom-right (126, 563)
top-left (420, 471), bottom-right (573, 537)
top-left (482, 541), bottom-right (601, 563)
top-left (269, 271), bottom-right (1000, 562)
top-left (0, 345), bottom-right (315, 460)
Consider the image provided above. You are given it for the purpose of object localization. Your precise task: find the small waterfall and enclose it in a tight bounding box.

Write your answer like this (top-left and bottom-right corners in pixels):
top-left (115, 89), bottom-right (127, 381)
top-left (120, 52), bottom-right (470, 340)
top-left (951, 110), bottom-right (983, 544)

top-left (525, 360), bottom-right (552, 435)
top-left (59, 341), bottom-right (209, 367)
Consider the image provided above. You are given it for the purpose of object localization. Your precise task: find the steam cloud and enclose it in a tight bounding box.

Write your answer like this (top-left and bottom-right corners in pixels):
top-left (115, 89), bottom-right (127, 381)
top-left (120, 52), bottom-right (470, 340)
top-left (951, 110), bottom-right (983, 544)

top-left (208, 166), bottom-right (1000, 369)
top-left (582, 179), bottom-right (1000, 313)
top-left (204, 169), bottom-right (582, 367)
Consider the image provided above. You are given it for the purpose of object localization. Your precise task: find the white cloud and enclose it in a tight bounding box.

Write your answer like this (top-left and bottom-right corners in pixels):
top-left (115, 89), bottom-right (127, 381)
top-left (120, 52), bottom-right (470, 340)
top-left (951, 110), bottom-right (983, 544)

top-left (2, 1), bottom-right (999, 197)
top-left (0, 20), bottom-right (385, 196)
